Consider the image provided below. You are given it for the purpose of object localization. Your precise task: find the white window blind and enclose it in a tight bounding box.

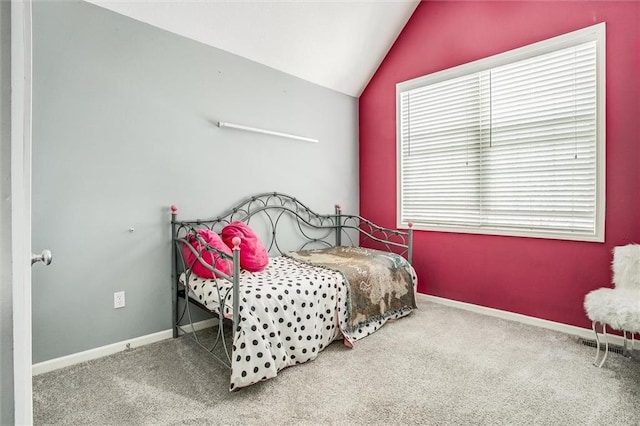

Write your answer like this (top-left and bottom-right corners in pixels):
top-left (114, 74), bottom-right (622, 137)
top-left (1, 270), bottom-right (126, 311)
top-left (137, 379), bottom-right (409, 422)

top-left (397, 24), bottom-right (605, 241)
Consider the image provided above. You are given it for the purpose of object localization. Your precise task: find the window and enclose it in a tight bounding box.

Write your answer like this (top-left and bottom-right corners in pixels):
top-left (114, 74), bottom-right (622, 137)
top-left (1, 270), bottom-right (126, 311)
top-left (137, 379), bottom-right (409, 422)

top-left (396, 23), bottom-right (605, 242)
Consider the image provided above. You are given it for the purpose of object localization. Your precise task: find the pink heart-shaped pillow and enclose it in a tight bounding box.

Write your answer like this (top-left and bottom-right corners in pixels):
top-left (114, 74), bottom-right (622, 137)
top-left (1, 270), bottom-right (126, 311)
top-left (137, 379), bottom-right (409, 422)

top-left (182, 229), bottom-right (232, 278)
top-left (221, 221), bottom-right (269, 272)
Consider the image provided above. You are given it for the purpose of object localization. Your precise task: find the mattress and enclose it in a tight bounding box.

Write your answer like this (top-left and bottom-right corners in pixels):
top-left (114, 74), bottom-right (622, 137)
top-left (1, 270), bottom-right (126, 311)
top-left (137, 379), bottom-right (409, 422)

top-left (180, 255), bottom-right (413, 390)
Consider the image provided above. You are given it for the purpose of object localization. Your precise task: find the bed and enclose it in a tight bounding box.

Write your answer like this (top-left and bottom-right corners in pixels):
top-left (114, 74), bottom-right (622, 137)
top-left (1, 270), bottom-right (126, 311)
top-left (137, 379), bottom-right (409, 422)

top-left (171, 192), bottom-right (417, 390)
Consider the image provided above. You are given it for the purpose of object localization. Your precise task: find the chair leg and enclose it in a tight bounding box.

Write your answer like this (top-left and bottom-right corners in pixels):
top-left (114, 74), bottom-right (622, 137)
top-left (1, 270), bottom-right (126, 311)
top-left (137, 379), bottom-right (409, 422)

top-left (591, 321), bottom-right (610, 368)
top-left (598, 324), bottom-right (610, 368)
top-left (592, 321), bottom-right (602, 367)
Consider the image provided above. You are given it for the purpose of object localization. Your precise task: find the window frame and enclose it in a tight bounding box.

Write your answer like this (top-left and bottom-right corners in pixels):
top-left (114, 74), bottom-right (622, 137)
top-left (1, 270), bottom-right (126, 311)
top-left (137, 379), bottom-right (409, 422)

top-left (396, 23), bottom-right (606, 242)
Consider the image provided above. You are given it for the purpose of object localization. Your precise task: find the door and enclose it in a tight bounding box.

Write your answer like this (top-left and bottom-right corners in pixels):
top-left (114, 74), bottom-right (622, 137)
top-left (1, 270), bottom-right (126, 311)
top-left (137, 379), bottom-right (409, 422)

top-left (11, 0), bottom-right (33, 424)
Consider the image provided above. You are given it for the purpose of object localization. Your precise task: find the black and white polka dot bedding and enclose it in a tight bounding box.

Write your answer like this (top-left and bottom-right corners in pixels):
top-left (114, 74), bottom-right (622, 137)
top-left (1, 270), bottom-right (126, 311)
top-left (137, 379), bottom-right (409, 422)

top-left (180, 255), bottom-right (414, 390)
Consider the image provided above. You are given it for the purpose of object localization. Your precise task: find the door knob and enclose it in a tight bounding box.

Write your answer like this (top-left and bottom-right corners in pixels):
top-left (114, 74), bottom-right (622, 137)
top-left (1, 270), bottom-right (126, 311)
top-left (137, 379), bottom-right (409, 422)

top-left (31, 250), bottom-right (52, 266)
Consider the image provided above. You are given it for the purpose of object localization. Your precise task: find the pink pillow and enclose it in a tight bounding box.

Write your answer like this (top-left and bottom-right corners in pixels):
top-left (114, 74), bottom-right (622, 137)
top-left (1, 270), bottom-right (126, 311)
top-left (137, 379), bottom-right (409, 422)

top-left (182, 229), bottom-right (232, 278)
top-left (221, 221), bottom-right (269, 272)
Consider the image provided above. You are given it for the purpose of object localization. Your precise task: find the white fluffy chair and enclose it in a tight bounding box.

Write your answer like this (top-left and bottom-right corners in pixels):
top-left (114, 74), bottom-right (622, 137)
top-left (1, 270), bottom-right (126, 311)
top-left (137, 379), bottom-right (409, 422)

top-left (584, 244), bottom-right (640, 367)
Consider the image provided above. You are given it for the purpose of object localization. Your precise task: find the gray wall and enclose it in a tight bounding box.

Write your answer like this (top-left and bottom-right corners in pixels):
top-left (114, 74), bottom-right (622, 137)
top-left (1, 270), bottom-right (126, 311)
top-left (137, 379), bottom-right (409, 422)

top-left (31, 1), bottom-right (359, 363)
top-left (0, 1), bottom-right (14, 423)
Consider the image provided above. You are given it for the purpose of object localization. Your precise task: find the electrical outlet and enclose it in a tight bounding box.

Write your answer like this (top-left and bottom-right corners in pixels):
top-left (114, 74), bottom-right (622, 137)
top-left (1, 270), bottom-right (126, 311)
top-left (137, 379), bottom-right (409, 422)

top-left (114, 291), bottom-right (125, 309)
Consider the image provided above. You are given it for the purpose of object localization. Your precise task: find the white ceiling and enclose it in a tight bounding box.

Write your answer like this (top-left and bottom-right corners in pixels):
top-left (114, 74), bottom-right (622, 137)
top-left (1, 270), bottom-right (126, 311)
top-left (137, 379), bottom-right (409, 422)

top-left (85, 0), bottom-right (420, 97)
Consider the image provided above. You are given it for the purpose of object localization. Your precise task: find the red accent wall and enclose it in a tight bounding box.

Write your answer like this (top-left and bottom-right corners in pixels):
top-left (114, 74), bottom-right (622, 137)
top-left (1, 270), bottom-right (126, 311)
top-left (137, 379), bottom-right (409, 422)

top-left (359, 1), bottom-right (640, 328)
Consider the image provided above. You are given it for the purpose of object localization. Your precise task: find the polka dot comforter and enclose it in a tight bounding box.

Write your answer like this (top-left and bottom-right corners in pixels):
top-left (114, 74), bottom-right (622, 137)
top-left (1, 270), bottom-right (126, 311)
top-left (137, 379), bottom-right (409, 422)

top-left (181, 253), bottom-right (416, 390)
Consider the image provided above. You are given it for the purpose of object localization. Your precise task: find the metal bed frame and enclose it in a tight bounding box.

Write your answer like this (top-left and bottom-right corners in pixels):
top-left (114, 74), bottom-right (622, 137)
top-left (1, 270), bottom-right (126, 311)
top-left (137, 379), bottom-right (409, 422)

top-left (170, 192), bottom-right (413, 368)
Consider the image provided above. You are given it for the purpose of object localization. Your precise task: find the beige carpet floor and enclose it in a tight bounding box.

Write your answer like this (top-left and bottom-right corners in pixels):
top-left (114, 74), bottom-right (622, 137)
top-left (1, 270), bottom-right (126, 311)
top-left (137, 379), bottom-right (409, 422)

top-left (33, 298), bottom-right (640, 425)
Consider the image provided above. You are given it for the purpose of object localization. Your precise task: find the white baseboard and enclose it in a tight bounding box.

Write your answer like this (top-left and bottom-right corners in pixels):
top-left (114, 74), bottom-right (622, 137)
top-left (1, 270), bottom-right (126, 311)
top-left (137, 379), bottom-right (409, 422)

top-left (417, 293), bottom-right (627, 346)
top-left (34, 296), bottom-right (628, 376)
top-left (32, 318), bottom-right (216, 376)
top-left (175, 318), bottom-right (217, 335)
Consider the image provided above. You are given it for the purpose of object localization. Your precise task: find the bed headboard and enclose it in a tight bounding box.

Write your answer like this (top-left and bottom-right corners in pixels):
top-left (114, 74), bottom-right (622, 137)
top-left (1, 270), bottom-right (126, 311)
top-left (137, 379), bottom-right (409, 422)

top-left (171, 192), bottom-right (413, 261)
top-left (169, 192), bottom-right (413, 338)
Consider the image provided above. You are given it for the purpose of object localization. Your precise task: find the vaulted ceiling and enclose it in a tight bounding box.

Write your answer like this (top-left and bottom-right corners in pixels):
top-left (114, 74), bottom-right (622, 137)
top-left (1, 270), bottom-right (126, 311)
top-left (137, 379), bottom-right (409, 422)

top-left (85, 0), bottom-right (420, 97)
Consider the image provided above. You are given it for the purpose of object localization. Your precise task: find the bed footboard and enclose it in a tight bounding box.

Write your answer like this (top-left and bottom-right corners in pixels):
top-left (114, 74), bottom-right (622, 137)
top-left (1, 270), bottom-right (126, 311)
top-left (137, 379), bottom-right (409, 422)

top-left (334, 204), bottom-right (413, 263)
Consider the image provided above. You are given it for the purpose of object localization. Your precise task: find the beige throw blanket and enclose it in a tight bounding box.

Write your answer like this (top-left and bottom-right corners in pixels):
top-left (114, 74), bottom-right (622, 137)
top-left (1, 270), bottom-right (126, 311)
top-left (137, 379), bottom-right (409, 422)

top-left (286, 246), bottom-right (417, 333)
